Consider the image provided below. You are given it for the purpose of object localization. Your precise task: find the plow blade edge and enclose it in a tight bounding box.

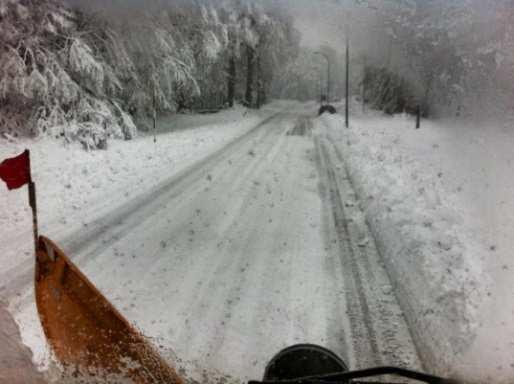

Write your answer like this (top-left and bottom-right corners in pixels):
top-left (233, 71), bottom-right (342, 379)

top-left (35, 236), bottom-right (183, 383)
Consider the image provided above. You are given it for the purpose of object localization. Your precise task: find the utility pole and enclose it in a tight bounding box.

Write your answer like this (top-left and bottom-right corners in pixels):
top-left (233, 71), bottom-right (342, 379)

top-left (319, 71), bottom-right (323, 106)
top-left (416, 105), bottom-right (421, 129)
top-left (153, 81), bottom-right (157, 143)
top-left (345, 36), bottom-right (350, 128)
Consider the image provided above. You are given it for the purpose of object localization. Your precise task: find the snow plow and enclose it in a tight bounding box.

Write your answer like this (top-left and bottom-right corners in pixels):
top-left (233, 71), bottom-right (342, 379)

top-left (34, 235), bottom-right (183, 383)
top-left (34, 235), bottom-right (455, 384)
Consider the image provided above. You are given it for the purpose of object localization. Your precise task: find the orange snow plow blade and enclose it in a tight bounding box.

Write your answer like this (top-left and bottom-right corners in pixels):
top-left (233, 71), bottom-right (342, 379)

top-left (35, 236), bottom-right (183, 383)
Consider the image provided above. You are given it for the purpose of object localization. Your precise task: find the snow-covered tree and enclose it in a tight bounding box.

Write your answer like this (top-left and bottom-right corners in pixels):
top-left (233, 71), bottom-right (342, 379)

top-left (349, 0), bottom-right (514, 118)
top-left (0, 0), bottom-right (136, 146)
top-left (0, 0), bottom-right (299, 145)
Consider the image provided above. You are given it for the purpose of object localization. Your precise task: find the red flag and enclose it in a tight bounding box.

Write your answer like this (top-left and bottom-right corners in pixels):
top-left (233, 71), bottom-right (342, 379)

top-left (0, 150), bottom-right (30, 190)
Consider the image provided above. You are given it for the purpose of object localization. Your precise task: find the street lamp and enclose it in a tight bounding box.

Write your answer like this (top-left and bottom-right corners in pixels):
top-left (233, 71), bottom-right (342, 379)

top-left (314, 51), bottom-right (330, 103)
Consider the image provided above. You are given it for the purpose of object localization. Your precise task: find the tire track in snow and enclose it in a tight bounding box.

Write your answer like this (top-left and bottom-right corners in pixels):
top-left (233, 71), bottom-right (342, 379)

top-left (64, 114), bottom-right (281, 260)
top-left (171, 118), bottom-right (292, 356)
top-left (157, 115), bottom-right (348, 380)
top-left (314, 134), bottom-right (380, 367)
top-left (313, 130), bottom-right (422, 371)
top-left (327, 130), bottom-right (426, 372)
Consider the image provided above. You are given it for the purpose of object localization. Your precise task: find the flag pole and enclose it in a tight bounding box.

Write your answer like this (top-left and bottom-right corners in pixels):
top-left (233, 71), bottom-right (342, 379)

top-left (26, 150), bottom-right (39, 253)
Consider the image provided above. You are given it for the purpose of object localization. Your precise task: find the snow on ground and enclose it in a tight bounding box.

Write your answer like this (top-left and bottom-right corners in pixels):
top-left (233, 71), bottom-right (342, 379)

top-left (0, 106), bottom-right (268, 286)
top-left (316, 107), bottom-right (513, 383)
top-left (0, 105), bottom-right (278, 374)
top-left (4, 107), bottom-right (422, 383)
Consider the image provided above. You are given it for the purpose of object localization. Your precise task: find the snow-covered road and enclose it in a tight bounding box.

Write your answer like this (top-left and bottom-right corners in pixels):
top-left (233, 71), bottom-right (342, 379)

top-left (10, 111), bottom-right (421, 383)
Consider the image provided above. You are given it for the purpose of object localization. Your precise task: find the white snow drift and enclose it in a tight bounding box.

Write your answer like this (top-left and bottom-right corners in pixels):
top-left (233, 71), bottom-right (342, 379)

top-left (316, 110), bottom-right (513, 383)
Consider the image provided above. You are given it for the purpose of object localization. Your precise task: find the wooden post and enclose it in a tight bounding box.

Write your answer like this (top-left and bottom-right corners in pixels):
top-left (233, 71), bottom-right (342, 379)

top-left (318, 71), bottom-right (323, 107)
top-left (345, 36), bottom-right (350, 128)
top-left (227, 55), bottom-right (236, 108)
top-left (362, 57), bottom-right (366, 114)
top-left (416, 105), bottom-right (421, 129)
top-left (26, 150), bottom-right (39, 253)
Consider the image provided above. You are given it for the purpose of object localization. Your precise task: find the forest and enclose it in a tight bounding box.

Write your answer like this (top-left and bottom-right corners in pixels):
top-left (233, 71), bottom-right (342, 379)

top-left (1, 0), bottom-right (514, 148)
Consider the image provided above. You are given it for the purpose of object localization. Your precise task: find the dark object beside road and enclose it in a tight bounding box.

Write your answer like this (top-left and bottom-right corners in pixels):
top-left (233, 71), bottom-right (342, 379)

top-left (319, 104), bottom-right (337, 115)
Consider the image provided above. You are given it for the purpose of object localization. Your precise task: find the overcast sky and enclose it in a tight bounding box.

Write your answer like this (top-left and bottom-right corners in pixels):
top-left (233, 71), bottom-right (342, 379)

top-left (273, 0), bottom-right (349, 52)
top-left (287, 0), bottom-right (346, 50)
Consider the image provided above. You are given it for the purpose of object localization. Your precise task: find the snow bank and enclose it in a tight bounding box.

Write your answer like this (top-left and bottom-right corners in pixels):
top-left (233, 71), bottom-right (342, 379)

top-left (316, 112), bottom-right (514, 383)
